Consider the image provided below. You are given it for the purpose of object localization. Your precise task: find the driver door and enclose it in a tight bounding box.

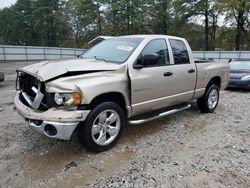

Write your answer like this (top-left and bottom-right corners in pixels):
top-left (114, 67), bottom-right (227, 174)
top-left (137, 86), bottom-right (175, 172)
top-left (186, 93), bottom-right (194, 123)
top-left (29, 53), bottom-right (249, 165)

top-left (129, 38), bottom-right (175, 116)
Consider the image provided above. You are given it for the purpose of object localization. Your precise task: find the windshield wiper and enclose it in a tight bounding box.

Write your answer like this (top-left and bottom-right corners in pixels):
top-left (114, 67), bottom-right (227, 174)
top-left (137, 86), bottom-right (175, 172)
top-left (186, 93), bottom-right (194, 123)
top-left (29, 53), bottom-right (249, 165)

top-left (94, 56), bottom-right (108, 62)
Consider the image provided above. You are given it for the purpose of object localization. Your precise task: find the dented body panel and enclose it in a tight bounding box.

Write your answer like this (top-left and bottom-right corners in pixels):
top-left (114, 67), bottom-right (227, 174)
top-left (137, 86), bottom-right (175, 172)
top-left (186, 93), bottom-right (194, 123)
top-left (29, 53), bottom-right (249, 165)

top-left (19, 58), bottom-right (122, 82)
top-left (45, 63), bottom-right (130, 108)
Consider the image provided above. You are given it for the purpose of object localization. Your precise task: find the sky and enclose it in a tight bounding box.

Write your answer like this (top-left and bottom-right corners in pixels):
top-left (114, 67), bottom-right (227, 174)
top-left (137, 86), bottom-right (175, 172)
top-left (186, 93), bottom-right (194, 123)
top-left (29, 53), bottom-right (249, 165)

top-left (0, 0), bottom-right (17, 9)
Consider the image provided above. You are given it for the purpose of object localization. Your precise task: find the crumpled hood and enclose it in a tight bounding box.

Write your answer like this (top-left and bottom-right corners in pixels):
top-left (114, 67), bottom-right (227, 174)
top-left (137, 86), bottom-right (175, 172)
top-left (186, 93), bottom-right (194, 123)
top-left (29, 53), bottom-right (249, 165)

top-left (19, 58), bottom-right (122, 81)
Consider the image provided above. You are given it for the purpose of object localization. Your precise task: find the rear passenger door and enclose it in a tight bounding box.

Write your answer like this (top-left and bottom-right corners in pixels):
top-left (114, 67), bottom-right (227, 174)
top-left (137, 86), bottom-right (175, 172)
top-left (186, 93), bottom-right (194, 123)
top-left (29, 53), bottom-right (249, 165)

top-left (168, 39), bottom-right (196, 103)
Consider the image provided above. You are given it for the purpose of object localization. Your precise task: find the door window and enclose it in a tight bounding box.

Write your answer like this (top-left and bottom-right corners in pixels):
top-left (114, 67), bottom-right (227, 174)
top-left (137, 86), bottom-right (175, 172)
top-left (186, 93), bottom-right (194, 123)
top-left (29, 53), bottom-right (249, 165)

top-left (141, 39), bottom-right (170, 66)
top-left (169, 39), bottom-right (190, 64)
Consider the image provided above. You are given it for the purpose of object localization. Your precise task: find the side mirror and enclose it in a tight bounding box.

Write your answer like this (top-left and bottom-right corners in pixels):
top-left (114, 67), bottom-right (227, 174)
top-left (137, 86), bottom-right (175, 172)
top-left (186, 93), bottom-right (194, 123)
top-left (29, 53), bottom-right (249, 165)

top-left (141, 53), bottom-right (159, 66)
top-left (133, 64), bottom-right (144, 69)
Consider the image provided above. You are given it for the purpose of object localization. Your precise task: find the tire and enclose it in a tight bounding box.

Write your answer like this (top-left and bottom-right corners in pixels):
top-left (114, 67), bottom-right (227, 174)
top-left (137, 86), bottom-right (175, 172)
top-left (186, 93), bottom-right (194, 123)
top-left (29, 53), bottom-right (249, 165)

top-left (78, 102), bottom-right (125, 152)
top-left (197, 84), bottom-right (220, 113)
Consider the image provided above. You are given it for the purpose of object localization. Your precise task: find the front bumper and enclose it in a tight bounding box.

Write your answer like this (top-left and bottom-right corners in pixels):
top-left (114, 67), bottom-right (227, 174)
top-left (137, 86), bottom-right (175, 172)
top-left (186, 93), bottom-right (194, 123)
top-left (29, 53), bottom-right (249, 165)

top-left (14, 92), bottom-right (91, 140)
top-left (227, 80), bottom-right (250, 89)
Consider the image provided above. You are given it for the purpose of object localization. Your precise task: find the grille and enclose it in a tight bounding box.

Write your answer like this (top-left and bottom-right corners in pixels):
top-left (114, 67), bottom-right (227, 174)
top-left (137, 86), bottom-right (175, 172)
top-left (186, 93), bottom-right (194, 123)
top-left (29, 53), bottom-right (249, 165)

top-left (18, 72), bottom-right (47, 110)
top-left (230, 77), bottom-right (241, 80)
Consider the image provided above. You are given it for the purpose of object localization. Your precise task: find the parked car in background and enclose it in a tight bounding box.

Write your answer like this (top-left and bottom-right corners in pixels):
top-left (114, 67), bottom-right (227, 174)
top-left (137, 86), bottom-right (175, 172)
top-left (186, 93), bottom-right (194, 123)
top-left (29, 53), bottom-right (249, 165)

top-left (0, 72), bottom-right (4, 82)
top-left (227, 60), bottom-right (250, 89)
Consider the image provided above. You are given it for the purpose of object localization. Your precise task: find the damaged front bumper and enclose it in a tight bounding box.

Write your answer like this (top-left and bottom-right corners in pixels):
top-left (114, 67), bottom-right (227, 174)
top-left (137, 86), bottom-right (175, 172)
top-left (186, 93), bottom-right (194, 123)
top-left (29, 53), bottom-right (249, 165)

top-left (14, 91), bottom-right (90, 140)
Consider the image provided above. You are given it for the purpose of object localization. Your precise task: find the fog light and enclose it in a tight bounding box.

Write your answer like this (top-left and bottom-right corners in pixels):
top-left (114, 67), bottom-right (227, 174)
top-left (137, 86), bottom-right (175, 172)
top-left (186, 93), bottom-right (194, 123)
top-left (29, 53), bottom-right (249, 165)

top-left (44, 124), bottom-right (57, 136)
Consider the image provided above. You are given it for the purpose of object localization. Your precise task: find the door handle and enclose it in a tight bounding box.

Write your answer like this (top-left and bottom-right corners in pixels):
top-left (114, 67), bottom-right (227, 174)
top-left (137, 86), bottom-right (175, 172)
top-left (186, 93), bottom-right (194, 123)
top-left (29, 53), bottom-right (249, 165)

top-left (188, 69), bottom-right (196, 73)
top-left (163, 72), bottom-right (173, 77)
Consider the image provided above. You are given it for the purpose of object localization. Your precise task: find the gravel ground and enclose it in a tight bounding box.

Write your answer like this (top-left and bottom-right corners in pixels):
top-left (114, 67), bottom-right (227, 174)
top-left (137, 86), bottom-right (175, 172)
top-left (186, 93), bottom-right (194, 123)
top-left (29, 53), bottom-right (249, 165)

top-left (0, 61), bottom-right (249, 188)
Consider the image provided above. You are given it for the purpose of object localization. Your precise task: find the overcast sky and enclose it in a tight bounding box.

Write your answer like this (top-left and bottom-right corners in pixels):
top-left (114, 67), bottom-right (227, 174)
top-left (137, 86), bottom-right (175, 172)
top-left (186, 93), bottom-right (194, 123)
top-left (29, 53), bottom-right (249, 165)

top-left (0, 0), bottom-right (17, 9)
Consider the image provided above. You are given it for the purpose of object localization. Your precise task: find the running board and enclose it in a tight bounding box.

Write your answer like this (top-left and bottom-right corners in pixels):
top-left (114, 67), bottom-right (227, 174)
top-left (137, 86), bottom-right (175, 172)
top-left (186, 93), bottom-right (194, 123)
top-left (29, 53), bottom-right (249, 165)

top-left (128, 104), bottom-right (191, 125)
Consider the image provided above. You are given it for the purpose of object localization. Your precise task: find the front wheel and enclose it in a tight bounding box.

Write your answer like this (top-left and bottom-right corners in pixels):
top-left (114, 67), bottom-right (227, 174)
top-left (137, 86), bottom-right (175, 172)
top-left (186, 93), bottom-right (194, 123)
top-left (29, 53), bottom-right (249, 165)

top-left (197, 84), bottom-right (220, 113)
top-left (78, 102), bottom-right (125, 152)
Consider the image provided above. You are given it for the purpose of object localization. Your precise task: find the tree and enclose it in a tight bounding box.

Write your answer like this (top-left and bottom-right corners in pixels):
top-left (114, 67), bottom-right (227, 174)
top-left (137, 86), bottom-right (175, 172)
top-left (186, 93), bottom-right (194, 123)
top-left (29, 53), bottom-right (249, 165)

top-left (65, 0), bottom-right (102, 47)
top-left (0, 0), bottom-right (249, 50)
top-left (149, 0), bottom-right (171, 35)
top-left (177, 0), bottom-right (219, 50)
top-left (0, 0), bottom-right (71, 47)
top-left (218, 0), bottom-right (250, 50)
top-left (0, 0), bottom-right (38, 45)
top-left (32, 0), bottom-right (69, 47)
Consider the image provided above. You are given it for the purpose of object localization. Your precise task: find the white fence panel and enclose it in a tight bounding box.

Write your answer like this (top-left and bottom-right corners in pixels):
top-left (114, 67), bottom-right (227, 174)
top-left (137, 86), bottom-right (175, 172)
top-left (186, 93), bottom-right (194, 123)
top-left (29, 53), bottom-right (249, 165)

top-left (193, 51), bottom-right (250, 60)
top-left (0, 45), bottom-right (86, 61)
top-left (221, 52), bottom-right (240, 59)
top-left (75, 49), bottom-right (84, 54)
top-left (5, 46), bottom-right (25, 54)
top-left (0, 45), bottom-right (249, 62)
top-left (6, 54), bottom-right (27, 60)
top-left (27, 54), bottom-right (45, 60)
top-left (239, 51), bottom-right (250, 59)
top-left (61, 49), bottom-right (75, 55)
top-left (27, 48), bottom-right (44, 54)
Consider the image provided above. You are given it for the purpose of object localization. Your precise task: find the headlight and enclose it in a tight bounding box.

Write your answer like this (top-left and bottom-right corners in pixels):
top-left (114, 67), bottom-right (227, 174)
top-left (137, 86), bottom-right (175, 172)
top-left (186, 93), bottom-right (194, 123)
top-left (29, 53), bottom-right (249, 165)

top-left (54, 93), bottom-right (64, 105)
top-left (241, 75), bottom-right (250, 81)
top-left (54, 92), bottom-right (82, 107)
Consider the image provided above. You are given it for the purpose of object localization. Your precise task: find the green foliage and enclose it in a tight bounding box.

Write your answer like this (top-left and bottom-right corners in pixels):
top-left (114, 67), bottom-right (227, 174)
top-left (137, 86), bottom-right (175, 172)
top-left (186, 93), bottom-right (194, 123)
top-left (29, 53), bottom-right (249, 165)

top-left (0, 0), bottom-right (249, 50)
top-left (217, 0), bottom-right (250, 50)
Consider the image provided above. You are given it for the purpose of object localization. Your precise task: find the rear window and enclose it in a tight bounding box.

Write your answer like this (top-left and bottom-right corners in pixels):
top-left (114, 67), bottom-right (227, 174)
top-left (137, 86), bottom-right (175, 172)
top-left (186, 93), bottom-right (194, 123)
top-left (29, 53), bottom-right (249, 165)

top-left (169, 39), bottom-right (190, 65)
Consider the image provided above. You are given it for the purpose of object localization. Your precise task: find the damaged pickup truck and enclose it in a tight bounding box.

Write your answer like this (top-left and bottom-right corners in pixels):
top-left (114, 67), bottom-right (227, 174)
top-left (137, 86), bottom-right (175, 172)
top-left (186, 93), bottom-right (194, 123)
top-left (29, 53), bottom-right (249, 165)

top-left (14, 35), bottom-right (229, 152)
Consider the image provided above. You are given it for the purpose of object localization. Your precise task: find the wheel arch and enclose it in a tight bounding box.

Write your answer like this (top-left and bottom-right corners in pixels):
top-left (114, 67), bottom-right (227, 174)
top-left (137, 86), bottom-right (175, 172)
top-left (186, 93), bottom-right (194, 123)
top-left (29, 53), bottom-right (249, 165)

top-left (207, 76), bottom-right (221, 89)
top-left (89, 92), bottom-right (128, 116)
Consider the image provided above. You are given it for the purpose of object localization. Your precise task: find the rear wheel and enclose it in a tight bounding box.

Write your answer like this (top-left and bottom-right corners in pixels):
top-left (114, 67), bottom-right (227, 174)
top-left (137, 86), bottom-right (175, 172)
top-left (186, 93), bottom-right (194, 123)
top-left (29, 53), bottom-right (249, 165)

top-left (197, 84), bottom-right (219, 113)
top-left (78, 102), bottom-right (125, 152)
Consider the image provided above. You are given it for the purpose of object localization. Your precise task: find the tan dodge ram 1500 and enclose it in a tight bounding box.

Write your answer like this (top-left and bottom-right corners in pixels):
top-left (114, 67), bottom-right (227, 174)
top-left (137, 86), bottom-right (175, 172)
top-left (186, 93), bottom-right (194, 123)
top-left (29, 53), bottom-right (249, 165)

top-left (14, 35), bottom-right (229, 152)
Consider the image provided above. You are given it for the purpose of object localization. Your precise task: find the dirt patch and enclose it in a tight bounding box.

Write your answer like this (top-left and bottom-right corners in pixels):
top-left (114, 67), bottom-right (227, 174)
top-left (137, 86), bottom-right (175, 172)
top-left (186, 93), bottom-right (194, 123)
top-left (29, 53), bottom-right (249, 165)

top-left (22, 145), bottom-right (80, 180)
top-left (47, 147), bottom-right (136, 188)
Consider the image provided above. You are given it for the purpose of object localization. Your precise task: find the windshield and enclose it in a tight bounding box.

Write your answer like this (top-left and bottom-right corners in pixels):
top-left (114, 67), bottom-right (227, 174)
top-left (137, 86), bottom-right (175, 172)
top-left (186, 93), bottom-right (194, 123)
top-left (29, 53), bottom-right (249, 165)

top-left (230, 61), bottom-right (250, 71)
top-left (80, 37), bottom-right (144, 64)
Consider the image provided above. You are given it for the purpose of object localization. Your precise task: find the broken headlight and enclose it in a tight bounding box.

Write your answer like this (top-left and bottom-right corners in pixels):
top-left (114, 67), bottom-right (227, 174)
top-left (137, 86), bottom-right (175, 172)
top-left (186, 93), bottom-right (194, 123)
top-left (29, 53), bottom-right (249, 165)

top-left (54, 92), bottom-right (81, 107)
